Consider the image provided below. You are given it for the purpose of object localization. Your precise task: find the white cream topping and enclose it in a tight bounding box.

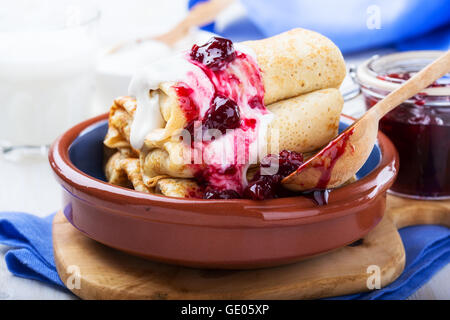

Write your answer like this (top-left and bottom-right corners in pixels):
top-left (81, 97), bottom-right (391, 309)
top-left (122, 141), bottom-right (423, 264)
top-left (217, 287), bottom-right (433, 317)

top-left (128, 54), bottom-right (203, 149)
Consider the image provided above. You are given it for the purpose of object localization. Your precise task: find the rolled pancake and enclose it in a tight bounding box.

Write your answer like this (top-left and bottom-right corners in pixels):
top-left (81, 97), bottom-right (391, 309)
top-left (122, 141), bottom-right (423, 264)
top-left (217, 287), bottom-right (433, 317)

top-left (138, 88), bottom-right (343, 186)
top-left (104, 96), bottom-right (137, 151)
top-left (266, 88), bottom-right (343, 153)
top-left (105, 151), bottom-right (131, 188)
top-left (105, 151), bottom-right (201, 197)
top-left (243, 28), bottom-right (346, 105)
top-left (139, 141), bottom-right (191, 187)
top-left (105, 151), bottom-right (151, 193)
top-left (105, 28), bottom-right (346, 192)
top-left (125, 28), bottom-right (345, 147)
top-left (104, 94), bottom-right (182, 153)
top-left (155, 178), bottom-right (202, 198)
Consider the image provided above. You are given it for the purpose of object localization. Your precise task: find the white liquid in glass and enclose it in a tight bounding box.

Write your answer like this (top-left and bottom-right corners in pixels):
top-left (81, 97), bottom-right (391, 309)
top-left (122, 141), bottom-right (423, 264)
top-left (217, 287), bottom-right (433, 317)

top-left (0, 1), bottom-right (97, 149)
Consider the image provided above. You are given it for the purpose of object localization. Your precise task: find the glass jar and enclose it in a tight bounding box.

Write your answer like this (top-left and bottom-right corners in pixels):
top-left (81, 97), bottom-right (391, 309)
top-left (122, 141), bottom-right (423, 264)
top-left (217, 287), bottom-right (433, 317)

top-left (356, 51), bottom-right (450, 200)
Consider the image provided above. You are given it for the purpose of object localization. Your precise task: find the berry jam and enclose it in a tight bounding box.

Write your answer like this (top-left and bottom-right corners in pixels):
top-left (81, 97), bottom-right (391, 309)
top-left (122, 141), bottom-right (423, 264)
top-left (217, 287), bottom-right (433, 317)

top-left (248, 95), bottom-right (265, 110)
top-left (194, 165), bottom-right (245, 199)
top-left (243, 150), bottom-right (304, 200)
top-left (364, 93), bottom-right (450, 199)
top-left (312, 128), bottom-right (354, 189)
top-left (183, 94), bottom-right (241, 143)
top-left (177, 36), bottom-right (269, 195)
top-left (190, 37), bottom-right (236, 71)
top-left (357, 52), bottom-right (450, 199)
top-left (203, 188), bottom-right (241, 199)
top-left (173, 83), bottom-right (198, 122)
top-left (203, 94), bottom-right (241, 134)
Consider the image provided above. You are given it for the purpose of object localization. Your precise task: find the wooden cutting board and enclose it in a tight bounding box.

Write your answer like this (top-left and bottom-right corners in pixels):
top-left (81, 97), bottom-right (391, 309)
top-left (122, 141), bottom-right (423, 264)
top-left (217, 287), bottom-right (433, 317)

top-left (53, 195), bottom-right (450, 300)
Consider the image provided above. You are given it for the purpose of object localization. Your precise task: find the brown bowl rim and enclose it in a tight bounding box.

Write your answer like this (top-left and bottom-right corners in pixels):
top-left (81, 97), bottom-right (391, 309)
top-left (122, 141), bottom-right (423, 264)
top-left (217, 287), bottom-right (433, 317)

top-left (49, 113), bottom-right (399, 227)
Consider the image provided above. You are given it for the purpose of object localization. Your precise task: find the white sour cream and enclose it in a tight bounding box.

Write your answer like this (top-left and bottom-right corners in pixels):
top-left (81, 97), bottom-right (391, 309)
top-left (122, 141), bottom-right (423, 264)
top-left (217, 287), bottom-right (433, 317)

top-left (128, 54), bottom-right (203, 149)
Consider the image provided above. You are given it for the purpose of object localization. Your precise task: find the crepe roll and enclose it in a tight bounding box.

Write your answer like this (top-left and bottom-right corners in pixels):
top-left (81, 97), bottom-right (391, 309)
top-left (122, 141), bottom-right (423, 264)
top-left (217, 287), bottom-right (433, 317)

top-left (105, 152), bottom-right (131, 188)
top-left (138, 88), bottom-right (343, 186)
top-left (139, 141), bottom-right (192, 187)
top-left (104, 96), bottom-right (136, 150)
top-left (127, 28), bottom-right (345, 150)
top-left (155, 178), bottom-right (202, 198)
top-left (243, 28), bottom-right (346, 105)
top-left (267, 88), bottom-right (343, 153)
top-left (104, 94), bottom-right (187, 150)
top-left (105, 152), bottom-right (151, 193)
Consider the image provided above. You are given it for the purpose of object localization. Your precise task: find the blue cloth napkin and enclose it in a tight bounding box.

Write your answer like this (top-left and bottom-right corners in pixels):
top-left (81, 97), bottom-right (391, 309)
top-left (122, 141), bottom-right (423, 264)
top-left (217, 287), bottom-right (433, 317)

top-left (0, 212), bottom-right (64, 287)
top-left (0, 211), bottom-right (448, 299)
top-left (189, 0), bottom-right (450, 53)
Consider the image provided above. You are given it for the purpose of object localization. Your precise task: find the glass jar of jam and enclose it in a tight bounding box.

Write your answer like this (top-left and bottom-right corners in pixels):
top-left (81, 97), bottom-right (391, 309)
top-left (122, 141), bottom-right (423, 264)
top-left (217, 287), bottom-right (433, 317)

top-left (356, 51), bottom-right (450, 200)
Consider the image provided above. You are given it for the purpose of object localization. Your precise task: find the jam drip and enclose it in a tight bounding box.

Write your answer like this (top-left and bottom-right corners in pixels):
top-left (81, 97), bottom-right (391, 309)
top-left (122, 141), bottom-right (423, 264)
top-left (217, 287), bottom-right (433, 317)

top-left (173, 84), bottom-right (198, 122)
top-left (308, 128), bottom-right (355, 189)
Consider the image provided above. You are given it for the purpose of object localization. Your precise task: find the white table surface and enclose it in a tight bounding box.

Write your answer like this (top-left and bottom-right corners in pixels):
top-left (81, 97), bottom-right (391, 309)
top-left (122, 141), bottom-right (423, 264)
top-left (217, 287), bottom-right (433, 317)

top-left (0, 0), bottom-right (449, 301)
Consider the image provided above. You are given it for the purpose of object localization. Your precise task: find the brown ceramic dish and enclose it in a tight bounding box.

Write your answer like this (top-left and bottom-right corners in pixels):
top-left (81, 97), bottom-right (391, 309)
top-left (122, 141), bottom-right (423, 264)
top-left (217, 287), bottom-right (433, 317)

top-left (49, 113), bottom-right (398, 269)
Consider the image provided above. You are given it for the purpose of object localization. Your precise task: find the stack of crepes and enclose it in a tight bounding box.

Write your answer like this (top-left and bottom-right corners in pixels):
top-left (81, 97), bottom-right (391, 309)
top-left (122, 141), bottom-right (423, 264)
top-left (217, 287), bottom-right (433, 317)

top-left (104, 28), bottom-right (346, 198)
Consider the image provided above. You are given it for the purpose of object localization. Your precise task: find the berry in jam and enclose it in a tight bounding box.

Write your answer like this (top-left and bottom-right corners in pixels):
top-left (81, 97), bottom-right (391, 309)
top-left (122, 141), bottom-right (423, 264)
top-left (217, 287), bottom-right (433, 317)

top-left (243, 150), bottom-right (304, 200)
top-left (190, 37), bottom-right (236, 71)
top-left (184, 94), bottom-right (241, 142)
top-left (203, 94), bottom-right (241, 134)
top-left (203, 188), bottom-right (241, 199)
top-left (277, 150), bottom-right (305, 177)
top-left (243, 175), bottom-right (278, 200)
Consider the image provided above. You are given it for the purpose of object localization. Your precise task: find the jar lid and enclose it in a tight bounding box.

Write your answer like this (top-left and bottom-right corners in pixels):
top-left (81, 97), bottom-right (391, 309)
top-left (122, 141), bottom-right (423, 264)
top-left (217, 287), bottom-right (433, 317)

top-left (356, 51), bottom-right (450, 96)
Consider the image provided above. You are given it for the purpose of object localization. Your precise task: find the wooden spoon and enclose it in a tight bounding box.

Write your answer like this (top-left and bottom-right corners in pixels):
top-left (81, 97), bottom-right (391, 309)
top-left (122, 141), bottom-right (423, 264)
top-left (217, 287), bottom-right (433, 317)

top-left (282, 50), bottom-right (450, 191)
top-left (108, 0), bottom-right (234, 54)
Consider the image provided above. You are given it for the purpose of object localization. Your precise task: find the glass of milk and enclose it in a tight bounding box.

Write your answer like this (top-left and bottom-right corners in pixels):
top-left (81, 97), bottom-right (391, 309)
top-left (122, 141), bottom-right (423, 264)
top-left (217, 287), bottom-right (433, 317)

top-left (0, 0), bottom-right (99, 160)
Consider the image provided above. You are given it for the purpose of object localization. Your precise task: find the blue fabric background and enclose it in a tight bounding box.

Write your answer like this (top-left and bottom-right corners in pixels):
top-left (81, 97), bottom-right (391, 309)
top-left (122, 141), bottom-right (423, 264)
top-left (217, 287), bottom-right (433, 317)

top-left (189, 0), bottom-right (450, 53)
top-left (0, 211), bottom-right (448, 299)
